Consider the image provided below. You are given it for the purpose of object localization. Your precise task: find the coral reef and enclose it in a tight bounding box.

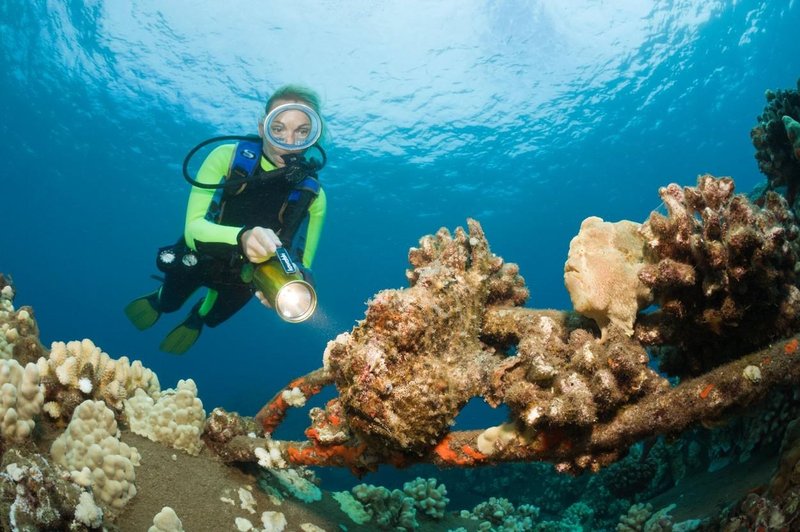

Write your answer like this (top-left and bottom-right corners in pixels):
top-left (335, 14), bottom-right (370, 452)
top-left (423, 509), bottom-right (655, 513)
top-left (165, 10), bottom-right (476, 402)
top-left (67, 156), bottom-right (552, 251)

top-left (332, 490), bottom-right (371, 524)
top-left (0, 447), bottom-right (91, 530)
top-left (253, 222), bottom-right (659, 472)
top-left (402, 476), bottom-right (449, 519)
top-left (460, 496), bottom-right (541, 530)
top-left (617, 503), bottom-right (658, 531)
top-left (0, 278), bottom-right (46, 365)
top-left (0, 272), bottom-right (425, 530)
top-left (260, 467), bottom-right (321, 503)
top-left (248, 191), bottom-right (800, 476)
top-left (713, 414), bottom-right (800, 530)
top-left (0, 358), bottom-right (44, 445)
top-left (637, 175), bottom-right (800, 376)
top-left (50, 399), bottom-right (141, 512)
top-left (202, 406), bottom-right (261, 457)
top-left (706, 388), bottom-right (800, 471)
top-left (324, 476), bottom-right (449, 530)
top-left (124, 379), bottom-right (206, 456)
top-left (442, 388), bottom-right (798, 530)
top-left (348, 482), bottom-right (419, 530)
top-left (38, 338), bottom-right (161, 423)
top-left (148, 506), bottom-right (184, 532)
top-left (751, 78), bottom-right (800, 205)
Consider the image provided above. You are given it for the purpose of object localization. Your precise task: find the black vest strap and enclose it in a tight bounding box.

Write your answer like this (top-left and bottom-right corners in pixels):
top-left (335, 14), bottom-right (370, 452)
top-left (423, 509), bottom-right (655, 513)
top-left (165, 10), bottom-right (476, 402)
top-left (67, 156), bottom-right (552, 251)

top-left (222, 141), bottom-right (321, 252)
top-left (279, 177), bottom-right (321, 246)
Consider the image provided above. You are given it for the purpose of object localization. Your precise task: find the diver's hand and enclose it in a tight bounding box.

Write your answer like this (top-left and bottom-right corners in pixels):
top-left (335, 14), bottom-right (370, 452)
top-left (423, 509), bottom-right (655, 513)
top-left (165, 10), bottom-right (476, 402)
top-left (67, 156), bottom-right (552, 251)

top-left (255, 290), bottom-right (273, 308)
top-left (240, 227), bottom-right (282, 263)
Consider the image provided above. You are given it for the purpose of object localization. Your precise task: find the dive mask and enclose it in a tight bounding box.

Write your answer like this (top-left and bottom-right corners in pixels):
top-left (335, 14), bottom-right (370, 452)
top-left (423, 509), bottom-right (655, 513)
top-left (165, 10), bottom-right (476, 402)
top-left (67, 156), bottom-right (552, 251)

top-left (263, 102), bottom-right (322, 152)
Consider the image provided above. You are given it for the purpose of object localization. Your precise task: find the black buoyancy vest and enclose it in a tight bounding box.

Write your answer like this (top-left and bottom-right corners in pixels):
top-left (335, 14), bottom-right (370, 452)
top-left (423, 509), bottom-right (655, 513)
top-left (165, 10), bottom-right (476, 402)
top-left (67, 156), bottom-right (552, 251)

top-left (203, 140), bottom-right (321, 256)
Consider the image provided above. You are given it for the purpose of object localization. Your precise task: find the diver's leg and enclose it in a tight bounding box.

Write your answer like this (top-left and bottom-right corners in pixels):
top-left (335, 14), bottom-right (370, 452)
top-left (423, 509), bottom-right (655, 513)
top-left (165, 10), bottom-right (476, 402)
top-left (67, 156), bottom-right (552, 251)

top-left (124, 271), bottom-right (200, 330)
top-left (199, 284), bottom-right (254, 327)
top-left (159, 289), bottom-right (214, 355)
top-left (160, 281), bottom-right (252, 354)
top-left (156, 271), bottom-right (202, 313)
top-left (124, 290), bottom-right (162, 330)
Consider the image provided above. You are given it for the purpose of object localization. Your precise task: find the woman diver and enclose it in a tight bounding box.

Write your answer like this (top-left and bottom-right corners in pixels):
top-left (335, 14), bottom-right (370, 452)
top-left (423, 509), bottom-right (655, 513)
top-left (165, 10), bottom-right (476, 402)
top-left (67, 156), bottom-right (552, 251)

top-left (125, 85), bottom-right (327, 354)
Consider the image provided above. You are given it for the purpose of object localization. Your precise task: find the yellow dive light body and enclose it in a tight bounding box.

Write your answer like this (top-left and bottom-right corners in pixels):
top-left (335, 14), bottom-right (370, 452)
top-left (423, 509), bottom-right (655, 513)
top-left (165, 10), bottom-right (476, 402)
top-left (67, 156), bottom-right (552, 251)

top-left (252, 248), bottom-right (317, 323)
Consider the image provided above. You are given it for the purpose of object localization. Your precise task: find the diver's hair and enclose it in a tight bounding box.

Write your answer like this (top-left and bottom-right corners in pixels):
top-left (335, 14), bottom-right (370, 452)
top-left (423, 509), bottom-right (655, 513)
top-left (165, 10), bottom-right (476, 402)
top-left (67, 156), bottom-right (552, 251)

top-left (265, 84), bottom-right (326, 144)
top-left (265, 85), bottom-right (322, 115)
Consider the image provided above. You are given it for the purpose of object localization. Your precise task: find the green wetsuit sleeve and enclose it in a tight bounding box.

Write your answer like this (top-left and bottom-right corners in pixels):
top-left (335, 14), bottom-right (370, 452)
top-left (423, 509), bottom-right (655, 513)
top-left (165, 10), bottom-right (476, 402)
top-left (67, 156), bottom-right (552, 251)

top-left (184, 144), bottom-right (240, 251)
top-left (302, 187), bottom-right (326, 269)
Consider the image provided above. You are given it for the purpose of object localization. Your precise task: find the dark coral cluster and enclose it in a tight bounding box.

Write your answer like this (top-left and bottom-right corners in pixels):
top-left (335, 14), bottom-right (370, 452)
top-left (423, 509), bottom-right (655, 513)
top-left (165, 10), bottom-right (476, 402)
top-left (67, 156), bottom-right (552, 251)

top-left (751, 78), bottom-right (800, 205)
top-left (637, 174), bottom-right (800, 376)
top-left (715, 416), bottom-right (800, 530)
top-left (324, 220), bottom-right (528, 453)
top-left (0, 448), bottom-right (88, 531)
top-left (201, 407), bottom-right (260, 460)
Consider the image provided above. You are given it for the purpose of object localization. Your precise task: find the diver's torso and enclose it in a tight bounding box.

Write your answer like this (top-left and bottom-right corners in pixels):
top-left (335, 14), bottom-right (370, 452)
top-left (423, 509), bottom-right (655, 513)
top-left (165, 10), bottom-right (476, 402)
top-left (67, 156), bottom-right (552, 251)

top-left (218, 162), bottom-right (295, 234)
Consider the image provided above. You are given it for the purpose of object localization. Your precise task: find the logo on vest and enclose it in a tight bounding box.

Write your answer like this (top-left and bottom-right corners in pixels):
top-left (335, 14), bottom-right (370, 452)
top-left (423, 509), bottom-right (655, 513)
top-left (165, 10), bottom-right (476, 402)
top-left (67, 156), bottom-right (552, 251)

top-left (242, 149), bottom-right (256, 159)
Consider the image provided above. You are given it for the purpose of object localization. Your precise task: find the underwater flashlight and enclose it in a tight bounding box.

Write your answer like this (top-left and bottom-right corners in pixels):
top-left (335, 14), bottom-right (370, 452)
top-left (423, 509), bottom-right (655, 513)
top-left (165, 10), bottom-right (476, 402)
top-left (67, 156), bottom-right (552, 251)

top-left (263, 102), bottom-right (322, 152)
top-left (252, 247), bottom-right (317, 323)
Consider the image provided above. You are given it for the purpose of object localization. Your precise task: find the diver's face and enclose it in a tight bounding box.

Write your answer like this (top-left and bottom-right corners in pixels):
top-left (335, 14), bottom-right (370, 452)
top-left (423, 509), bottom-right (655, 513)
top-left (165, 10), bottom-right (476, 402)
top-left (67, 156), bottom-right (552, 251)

top-left (259, 99), bottom-right (312, 167)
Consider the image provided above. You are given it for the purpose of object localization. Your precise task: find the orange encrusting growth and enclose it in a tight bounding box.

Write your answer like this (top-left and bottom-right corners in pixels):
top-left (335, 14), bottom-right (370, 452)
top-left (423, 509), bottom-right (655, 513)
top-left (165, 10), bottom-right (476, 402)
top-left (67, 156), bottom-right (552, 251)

top-left (258, 396), bottom-right (289, 434)
top-left (433, 434), bottom-right (481, 466)
top-left (784, 338), bottom-right (798, 355)
top-left (461, 444), bottom-right (487, 461)
top-left (286, 441), bottom-right (370, 474)
top-left (699, 383), bottom-right (715, 399)
top-left (429, 436), bottom-right (490, 466)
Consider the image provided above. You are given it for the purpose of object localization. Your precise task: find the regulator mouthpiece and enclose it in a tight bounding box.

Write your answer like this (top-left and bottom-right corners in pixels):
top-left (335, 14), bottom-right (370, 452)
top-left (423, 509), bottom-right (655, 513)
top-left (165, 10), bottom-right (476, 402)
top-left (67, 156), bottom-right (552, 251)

top-left (253, 248), bottom-right (317, 323)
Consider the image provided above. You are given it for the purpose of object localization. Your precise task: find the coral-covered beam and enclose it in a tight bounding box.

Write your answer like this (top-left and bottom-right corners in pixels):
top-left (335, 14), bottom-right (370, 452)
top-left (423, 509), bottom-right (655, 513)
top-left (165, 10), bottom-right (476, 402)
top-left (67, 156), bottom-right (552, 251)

top-left (590, 335), bottom-right (800, 451)
top-left (283, 439), bottom-right (380, 476)
top-left (237, 208), bottom-right (800, 475)
top-left (260, 335), bottom-right (800, 472)
top-left (255, 368), bottom-right (333, 434)
top-left (449, 335), bottom-right (800, 470)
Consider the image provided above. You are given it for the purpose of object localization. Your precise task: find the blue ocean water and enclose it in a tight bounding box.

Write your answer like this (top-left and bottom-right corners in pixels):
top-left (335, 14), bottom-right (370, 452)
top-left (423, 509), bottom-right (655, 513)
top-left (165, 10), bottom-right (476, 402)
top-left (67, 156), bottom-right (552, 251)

top-left (1, 0), bottom-right (798, 519)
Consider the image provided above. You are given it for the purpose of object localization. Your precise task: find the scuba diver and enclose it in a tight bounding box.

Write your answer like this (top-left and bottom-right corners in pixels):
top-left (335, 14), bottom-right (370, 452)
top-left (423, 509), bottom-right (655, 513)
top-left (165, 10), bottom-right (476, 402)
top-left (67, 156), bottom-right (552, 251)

top-left (124, 85), bottom-right (327, 354)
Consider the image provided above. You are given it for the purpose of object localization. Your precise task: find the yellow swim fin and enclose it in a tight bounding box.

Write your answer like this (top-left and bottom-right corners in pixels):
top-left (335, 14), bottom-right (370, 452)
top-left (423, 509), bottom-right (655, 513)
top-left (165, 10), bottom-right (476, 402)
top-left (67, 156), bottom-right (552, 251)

top-left (159, 310), bottom-right (203, 355)
top-left (124, 292), bottom-right (161, 331)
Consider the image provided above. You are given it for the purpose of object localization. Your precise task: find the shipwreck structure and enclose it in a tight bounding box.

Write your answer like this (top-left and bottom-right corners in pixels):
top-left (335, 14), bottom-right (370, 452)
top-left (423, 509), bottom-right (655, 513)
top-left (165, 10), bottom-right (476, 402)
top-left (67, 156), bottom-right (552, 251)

top-left (201, 83), bottom-right (800, 487)
top-left (198, 173), bottom-right (800, 482)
